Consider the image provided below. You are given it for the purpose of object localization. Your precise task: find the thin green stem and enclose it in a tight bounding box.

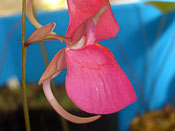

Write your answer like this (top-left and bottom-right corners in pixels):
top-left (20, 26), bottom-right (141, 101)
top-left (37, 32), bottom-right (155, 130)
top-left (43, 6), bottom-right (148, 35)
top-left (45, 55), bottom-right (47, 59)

top-left (22, 0), bottom-right (31, 131)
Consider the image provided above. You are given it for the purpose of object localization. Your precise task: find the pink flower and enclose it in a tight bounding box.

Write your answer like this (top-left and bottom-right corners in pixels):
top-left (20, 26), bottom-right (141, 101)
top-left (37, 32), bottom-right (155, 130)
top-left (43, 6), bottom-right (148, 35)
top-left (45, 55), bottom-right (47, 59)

top-left (25, 0), bottom-right (137, 123)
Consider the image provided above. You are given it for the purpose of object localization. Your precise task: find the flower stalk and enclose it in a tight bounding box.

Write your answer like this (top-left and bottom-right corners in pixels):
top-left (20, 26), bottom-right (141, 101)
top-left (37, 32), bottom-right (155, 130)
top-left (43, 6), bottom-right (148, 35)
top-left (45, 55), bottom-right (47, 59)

top-left (22, 0), bottom-right (31, 130)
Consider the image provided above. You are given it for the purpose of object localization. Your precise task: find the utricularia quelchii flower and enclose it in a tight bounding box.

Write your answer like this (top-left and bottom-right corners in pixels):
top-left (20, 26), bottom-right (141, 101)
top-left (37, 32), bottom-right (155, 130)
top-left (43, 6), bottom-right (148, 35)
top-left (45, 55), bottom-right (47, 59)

top-left (25, 0), bottom-right (137, 124)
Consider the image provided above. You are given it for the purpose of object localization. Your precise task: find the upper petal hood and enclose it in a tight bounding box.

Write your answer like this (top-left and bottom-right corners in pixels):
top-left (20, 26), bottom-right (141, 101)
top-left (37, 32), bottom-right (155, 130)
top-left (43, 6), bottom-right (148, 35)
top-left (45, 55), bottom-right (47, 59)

top-left (66, 0), bottom-right (119, 41)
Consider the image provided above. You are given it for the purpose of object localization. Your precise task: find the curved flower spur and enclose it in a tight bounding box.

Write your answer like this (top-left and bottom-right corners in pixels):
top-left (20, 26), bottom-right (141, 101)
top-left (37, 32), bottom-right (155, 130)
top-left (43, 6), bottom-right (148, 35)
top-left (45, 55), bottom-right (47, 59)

top-left (25, 0), bottom-right (137, 124)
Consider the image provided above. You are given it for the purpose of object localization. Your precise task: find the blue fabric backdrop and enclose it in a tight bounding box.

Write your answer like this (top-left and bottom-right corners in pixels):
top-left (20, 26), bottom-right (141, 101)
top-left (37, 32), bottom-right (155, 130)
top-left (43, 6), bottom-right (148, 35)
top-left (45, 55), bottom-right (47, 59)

top-left (0, 3), bottom-right (175, 131)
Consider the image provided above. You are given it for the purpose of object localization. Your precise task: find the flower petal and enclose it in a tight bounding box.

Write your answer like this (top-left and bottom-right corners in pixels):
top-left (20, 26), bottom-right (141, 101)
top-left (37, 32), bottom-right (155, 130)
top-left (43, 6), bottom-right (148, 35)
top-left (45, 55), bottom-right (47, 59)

top-left (43, 79), bottom-right (101, 124)
top-left (85, 21), bottom-right (96, 46)
top-left (39, 48), bottom-right (67, 85)
top-left (68, 21), bottom-right (96, 49)
top-left (25, 23), bottom-right (56, 46)
top-left (72, 3), bottom-right (108, 44)
top-left (67, 3), bottom-right (108, 48)
top-left (27, 0), bottom-right (42, 28)
top-left (66, 0), bottom-right (119, 41)
top-left (65, 43), bottom-right (137, 114)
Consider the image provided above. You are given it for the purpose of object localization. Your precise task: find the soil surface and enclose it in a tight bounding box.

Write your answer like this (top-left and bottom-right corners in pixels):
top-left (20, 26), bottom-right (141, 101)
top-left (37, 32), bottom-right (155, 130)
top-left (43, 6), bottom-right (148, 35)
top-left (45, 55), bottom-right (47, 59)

top-left (0, 84), bottom-right (118, 131)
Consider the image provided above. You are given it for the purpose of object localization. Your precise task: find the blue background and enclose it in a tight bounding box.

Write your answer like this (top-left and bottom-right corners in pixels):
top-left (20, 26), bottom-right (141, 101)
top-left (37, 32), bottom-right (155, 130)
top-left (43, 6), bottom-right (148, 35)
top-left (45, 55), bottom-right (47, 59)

top-left (0, 3), bottom-right (175, 131)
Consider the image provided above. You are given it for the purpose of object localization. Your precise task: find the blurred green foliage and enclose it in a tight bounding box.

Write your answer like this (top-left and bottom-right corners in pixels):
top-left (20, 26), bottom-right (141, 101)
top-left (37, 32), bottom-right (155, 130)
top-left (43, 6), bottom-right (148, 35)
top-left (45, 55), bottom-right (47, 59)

top-left (146, 2), bottom-right (175, 14)
top-left (0, 84), bottom-right (79, 113)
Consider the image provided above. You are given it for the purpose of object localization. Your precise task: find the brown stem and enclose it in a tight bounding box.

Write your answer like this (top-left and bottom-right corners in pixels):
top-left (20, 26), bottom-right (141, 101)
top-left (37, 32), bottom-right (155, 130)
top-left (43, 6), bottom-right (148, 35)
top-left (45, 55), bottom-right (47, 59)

top-left (22, 0), bottom-right (31, 130)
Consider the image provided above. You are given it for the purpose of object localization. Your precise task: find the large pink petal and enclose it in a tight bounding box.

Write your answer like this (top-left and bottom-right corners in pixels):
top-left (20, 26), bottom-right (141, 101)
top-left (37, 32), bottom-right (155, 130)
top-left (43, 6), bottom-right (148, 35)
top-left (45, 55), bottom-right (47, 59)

top-left (65, 43), bottom-right (137, 114)
top-left (66, 0), bottom-right (119, 41)
top-left (39, 48), bottom-right (67, 85)
top-left (43, 79), bottom-right (101, 124)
